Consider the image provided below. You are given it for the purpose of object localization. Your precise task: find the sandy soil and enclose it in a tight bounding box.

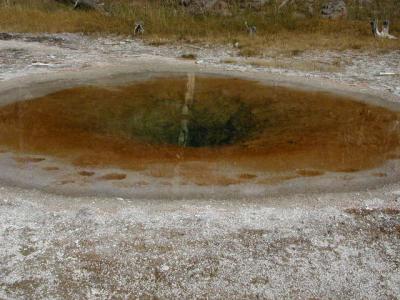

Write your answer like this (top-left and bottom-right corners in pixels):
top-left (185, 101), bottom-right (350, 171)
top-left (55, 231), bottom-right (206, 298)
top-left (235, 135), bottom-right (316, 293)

top-left (0, 33), bottom-right (399, 299)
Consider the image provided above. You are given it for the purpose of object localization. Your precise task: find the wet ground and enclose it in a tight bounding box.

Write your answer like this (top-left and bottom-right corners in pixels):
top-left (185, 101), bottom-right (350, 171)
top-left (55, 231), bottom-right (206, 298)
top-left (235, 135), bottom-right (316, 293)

top-left (0, 33), bottom-right (399, 299)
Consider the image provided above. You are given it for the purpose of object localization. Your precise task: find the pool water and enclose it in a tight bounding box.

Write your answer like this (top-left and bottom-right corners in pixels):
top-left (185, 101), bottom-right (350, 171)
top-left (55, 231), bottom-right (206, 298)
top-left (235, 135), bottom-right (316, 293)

top-left (0, 75), bottom-right (399, 185)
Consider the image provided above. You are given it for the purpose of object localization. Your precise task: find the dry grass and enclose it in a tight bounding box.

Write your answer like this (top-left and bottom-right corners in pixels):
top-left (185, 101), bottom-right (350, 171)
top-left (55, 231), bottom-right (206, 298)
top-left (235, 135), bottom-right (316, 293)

top-left (0, 0), bottom-right (399, 55)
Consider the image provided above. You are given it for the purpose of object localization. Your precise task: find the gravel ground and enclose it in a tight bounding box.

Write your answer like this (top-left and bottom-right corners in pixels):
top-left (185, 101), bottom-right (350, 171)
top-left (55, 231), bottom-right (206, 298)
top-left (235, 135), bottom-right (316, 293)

top-left (0, 185), bottom-right (399, 299)
top-left (0, 33), bottom-right (400, 299)
top-left (0, 32), bottom-right (399, 97)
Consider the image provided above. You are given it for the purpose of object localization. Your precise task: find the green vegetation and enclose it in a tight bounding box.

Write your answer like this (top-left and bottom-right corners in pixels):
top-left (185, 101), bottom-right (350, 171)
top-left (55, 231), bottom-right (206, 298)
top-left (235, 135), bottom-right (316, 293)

top-left (46, 79), bottom-right (258, 147)
top-left (188, 96), bottom-right (256, 147)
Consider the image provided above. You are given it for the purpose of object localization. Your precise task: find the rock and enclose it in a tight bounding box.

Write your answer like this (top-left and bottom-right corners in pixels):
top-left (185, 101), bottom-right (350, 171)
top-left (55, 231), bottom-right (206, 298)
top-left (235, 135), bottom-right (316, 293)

top-left (54, 0), bottom-right (105, 12)
top-left (179, 0), bottom-right (227, 15)
top-left (161, 264), bottom-right (170, 272)
top-left (180, 0), bottom-right (189, 6)
top-left (179, 0), bottom-right (268, 15)
top-left (78, 0), bottom-right (104, 10)
top-left (321, 0), bottom-right (347, 19)
top-left (277, 0), bottom-right (316, 17)
top-left (237, 0), bottom-right (270, 10)
top-left (0, 33), bottom-right (13, 40)
top-left (214, 0), bottom-right (231, 16)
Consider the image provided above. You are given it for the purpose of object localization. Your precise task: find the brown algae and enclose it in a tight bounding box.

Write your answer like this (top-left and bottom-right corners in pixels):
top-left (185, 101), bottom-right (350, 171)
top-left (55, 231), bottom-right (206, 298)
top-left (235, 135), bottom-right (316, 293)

top-left (0, 76), bottom-right (399, 185)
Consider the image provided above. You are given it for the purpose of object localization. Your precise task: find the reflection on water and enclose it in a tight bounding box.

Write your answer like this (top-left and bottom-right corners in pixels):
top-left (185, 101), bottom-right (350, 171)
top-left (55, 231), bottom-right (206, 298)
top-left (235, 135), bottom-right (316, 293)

top-left (178, 73), bottom-right (195, 147)
top-left (0, 75), bottom-right (399, 185)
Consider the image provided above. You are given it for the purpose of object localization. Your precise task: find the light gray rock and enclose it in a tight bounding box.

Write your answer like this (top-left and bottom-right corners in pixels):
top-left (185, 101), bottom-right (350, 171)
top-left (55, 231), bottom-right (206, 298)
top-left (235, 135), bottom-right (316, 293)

top-left (321, 0), bottom-right (347, 19)
top-left (277, 0), bottom-right (317, 17)
top-left (179, 0), bottom-right (229, 15)
top-left (179, 0), bottom-right (269, 15)
top-left (237, 0), bottom-right (270, 9)
top-left (55, 0), bottom-right (105, 11)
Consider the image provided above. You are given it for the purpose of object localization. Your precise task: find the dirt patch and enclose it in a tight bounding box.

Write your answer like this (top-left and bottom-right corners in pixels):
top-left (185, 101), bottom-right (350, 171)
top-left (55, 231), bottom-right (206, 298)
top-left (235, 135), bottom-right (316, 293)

top-left (180, 53), bottom-right (197, 60)
top-left (147, 166), bottom-right (176, 179)
top-left (78, 171), bottom-right (95, 177)
top-left (372, 172), bottom-right (387, 177)
top-left (0, 32), bottom-right (13, 40)
top-left (257, 175), bottom-right (299, 185)
top-left (238, 173), bottom-right (257, 180)
top-left (14, 156), bottom-right (45, 163)
top-left (43, 166), bottom-right (60, 171)
top-left (132, 181), bottom-right (149, 187)
top-left (296, 169), bottom-right (325, 177)
top-left (99, 173), bottom-right (127, 181)
top-left (345, 207), bottom-right (400, 216)
top-left (59, 180), bottom-right (75, 185)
